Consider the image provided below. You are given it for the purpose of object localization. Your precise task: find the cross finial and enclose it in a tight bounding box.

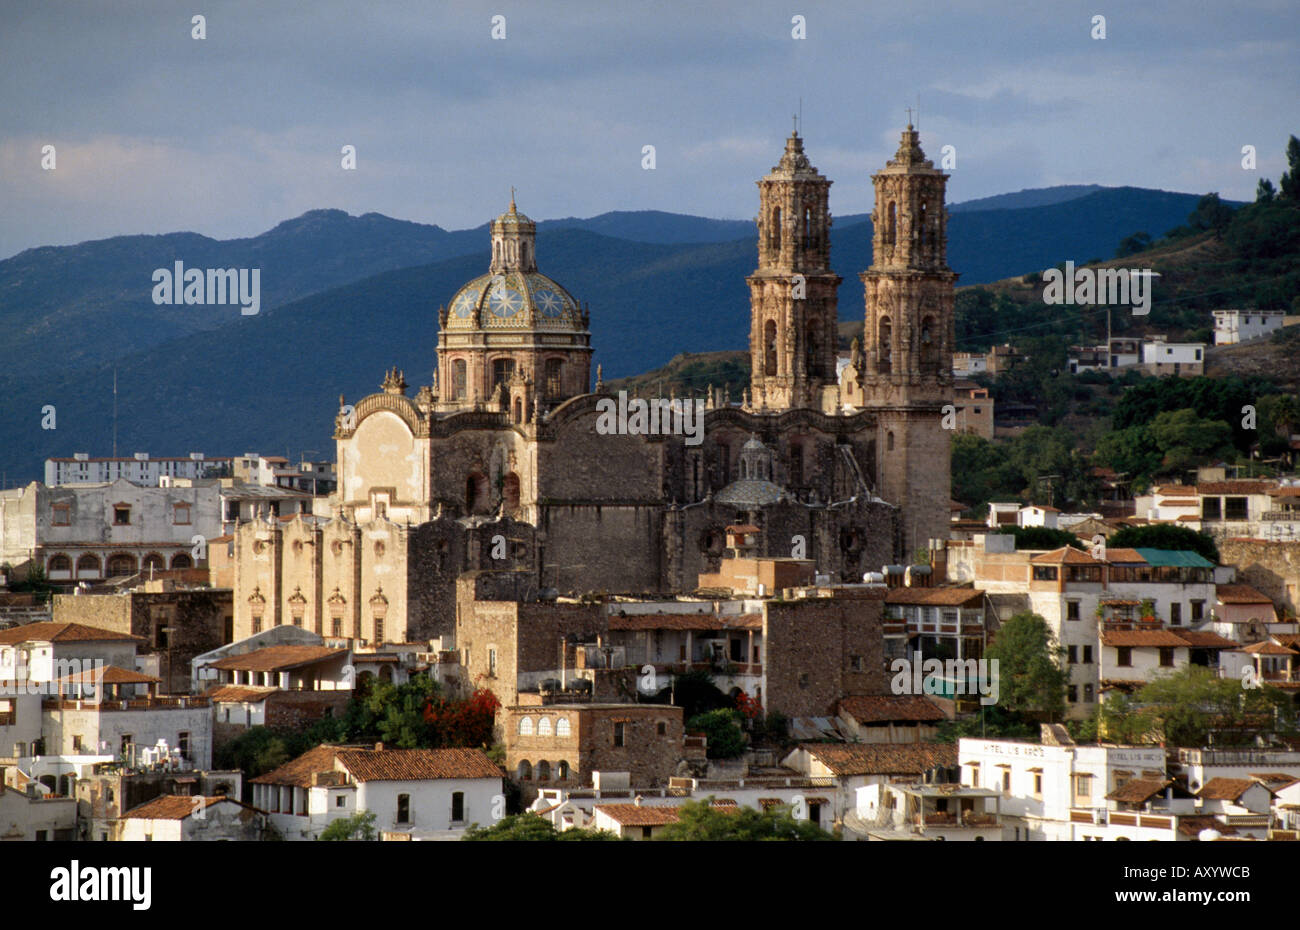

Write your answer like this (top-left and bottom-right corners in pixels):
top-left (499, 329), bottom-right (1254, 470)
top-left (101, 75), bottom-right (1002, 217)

top-left (509, 185), bottom-right (516, 211)
top-left (792, 112), bottom-right (798, 135)
top-left (905, 106), bottom-right (914, 129)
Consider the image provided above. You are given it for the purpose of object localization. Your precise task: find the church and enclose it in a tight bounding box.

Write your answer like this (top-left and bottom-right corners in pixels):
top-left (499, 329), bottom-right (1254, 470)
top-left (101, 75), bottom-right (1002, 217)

top-left (230, 124), bottom-right (957, 644)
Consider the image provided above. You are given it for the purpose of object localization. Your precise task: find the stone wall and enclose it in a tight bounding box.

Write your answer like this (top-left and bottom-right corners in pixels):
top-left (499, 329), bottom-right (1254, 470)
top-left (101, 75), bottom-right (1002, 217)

top-left (763, 593), bottom-right (886, 717)
top-left (1219, 539), bottom-right (1300, 616)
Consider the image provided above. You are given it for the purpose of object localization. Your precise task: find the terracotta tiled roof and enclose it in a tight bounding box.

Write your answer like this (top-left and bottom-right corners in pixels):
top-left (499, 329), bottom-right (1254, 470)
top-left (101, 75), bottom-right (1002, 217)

top-left (725, 524), bottom-right (761, 534)
top-left (1216, 584), bottom-right (1273, 605)
top-left (884, 587), bottom-right (984, 607)
top-left (53, 665), bottom-right (159, 685)
top-left (1197, 481), bottom-right (1273, 495)
top-left (1153, 485), bottom-right (1196, 496)
top-left (594, 803), bottom-right (684, 826)
top-left (1101, 630), bottom-right (1190, 647)
top-left (1173, 630), bottom-right (1239, 649)
top-left (1268, 487), bottom-right (1300, 498)
top-left (205, 645), bottom-right (346, 673)
top-left (1238, 640), bottom-right (1298, 655)
top-left (122, 795), bottom-right (253, 820)
top-left (1177, 816), bottom-right (1239, 838)
top-left (1106, 778), bottom-right (1172, 804)
top-left (1197, 777), bottom-right (1263, 801)
top-left (250, 744), bottom-right (341, 787)
top-left (1029, 547), bottom-right (1097, 565)
top-left (1250, 773), bottom-right (1300, 789)
top-left (207, 684), bottom-right (278, 703)
top-left (839, 695), bottom-right (947, 724)
top-left (797, 742), bottom-right (956, 776)
top-left (1103, 548), bottom-right (1147, 563)
top-left (334, 748), bottom-right (502, 782)
top-left (0, 622), bottom-right (141, 645)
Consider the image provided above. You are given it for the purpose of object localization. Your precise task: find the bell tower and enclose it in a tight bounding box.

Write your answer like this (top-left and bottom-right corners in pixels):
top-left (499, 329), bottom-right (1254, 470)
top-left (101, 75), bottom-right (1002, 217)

top-left (860, 123), bottom-right (957, 554)
top-left (747, 129), bottom-right (841, 411)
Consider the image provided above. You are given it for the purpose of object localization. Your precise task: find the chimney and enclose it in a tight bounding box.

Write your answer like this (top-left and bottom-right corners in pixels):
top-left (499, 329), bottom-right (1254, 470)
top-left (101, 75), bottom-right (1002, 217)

top-left (634, 794), bottom-right (643, 807)
top-left (374, 742), bottom-right (384, 752)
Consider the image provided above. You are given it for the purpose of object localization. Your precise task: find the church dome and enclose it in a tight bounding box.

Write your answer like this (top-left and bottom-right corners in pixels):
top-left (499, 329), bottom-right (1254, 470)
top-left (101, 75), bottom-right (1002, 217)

top-left (444, 270), bottom-right (582, 331)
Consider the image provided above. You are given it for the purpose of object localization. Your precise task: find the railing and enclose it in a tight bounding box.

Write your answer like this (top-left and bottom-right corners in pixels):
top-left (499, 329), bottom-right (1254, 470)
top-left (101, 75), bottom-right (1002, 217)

top-left (1261, 511), bottom-right (1300, 521)
top-left (42, 696), bottom-right (209, 711)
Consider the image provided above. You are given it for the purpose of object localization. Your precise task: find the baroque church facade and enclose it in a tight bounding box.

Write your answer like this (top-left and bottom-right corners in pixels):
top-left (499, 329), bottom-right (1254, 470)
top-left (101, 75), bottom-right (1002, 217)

top-left (230, 125), bottom-right (956, 645)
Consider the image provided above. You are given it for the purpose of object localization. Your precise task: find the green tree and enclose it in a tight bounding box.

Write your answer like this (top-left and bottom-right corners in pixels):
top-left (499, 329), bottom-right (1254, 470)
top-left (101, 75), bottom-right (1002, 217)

top-left (1280, 134), bottom-right (1300, 202)
top-left (1257, 178), bottom-right (1277, 203)
top-left (997, 526), bottom-right (1087, 551)
top-left (655, 799), bottom-right (836, 841)
top-left (985, 612), bottom-right (1068, 722)
top-left (319, 810), bottom-right (377, 841)
top-left (686, 708), bottom-right (747, 759)
top-left (1100, 666), bottom-right (1296, 747)
top-left (1187, 193), bottom-right (1235, 237)
top-left (462, 813), bottom-right (622, 841)
top-left (1147, 408), bottom-right (1235, 471)
top-left (1106, 525), bottom-right (1219, 563)
top-left (1115, 231), bottom-right (1152, 258)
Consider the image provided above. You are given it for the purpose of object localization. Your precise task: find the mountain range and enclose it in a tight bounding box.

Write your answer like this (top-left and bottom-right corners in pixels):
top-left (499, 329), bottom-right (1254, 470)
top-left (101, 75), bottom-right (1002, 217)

top-left (0, 185), bottom-right (1236, 483)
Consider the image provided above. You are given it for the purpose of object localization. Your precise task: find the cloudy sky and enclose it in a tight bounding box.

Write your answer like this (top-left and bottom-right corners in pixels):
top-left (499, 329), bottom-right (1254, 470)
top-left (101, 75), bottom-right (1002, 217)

top-left (1, 0), bottom-right (1296, 258)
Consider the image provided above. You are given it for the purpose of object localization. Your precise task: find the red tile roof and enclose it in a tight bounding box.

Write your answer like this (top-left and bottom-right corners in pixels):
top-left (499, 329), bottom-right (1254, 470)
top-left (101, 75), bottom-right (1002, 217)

top-left (1100, 630), bottom-right (1190, 647)
top-left (1197, 777), bottom-right (1265, 801)
top-left (884, 587), bottom-right (984, 607)
top-left (594, 803), bottom-right (684, 826)
top-left (53, 665), bottom-right (159, 685)
top-left (1106, 778), bottom-right (1172, 804)
top-left (839, 695), bottom-right (947, 724)
top-left (0, 622), bottom-right (141, 645)
top-left (1029, 547), bottom-right (1098, 565)
top-left (1173, 630), bottom-right (1239, 649)
top-left (122, 795), bottom-right (255, 820)
top-left (1216, 584), bottom-right (1273, 605)
top-left (797, 742), bottom-right (956, 776)
top-left (1238, 640), bottom-right (1298, 655)
top-left (250, 745), bottom-right (342, 787)
top-left (1197, 481), bottom-right (1274, 495)
top-left (206, 684), bottom-right (278, 703)
top-left (334, 748), bottom-right (502, 782)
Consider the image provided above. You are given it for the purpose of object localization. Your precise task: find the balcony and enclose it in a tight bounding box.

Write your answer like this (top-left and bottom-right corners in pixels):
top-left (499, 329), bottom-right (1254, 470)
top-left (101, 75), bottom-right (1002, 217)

top-left (42, 696), bottom-right (209, 712)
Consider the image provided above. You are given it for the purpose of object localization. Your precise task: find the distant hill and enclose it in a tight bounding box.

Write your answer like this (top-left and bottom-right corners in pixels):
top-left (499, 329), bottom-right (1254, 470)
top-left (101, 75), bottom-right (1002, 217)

top-left (0, 185), bottom-right (1244, 482)
top-left (948, 185), bottom-right (1108, 212)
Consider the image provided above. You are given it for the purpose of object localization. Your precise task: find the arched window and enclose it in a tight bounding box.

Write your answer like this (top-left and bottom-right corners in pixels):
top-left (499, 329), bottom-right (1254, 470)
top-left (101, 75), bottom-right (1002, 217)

top-left (886, 202), bottom-right (897, 244)
top-left (918, 201), bottom-right (928, 250)
top-left (537, 716), bottom-right (552, 737)
top-left (556, 717), bottom-right (571, 738)
top-left (537, 760), bottom-right (551, 781)
top-left (503, 473), bottom-right (521, 513)
top-left (887, 431), bottom-right (895, 452)
top-left (878, 317), bottom-right (893, 374)
top-left (452, 359), bottom-right (468, 400)
top-left (519, 717), bottom-right (534, 736)
top-left (107, 553), bottom-right (137, 578)
top-left (544, 358), bottom-right (563, 398)
top-left (513, 397), bottom-right (522, 424)
top-left (769, 206), bottom-right (782, 254)
top-left (171, 553), bottom-right (193, 569)
top-left (556, 760), bottom-right (570, 780)
top-left (491, 359), bottom-right (514, 391)
top-left (517, 760), bottom-right (532, 780)
top-left (142, 553), bottom-right (166, 574)
top-left (47, 554), bottom-right (72, 576)
top-left (74, 553), bottom-right (99, 578)
top-left (466, 472), bottom-right (488, 515)
top-left (803, 206), bottom-right (814, 250)
top-left (789, 442), bottom-right (804, 486)
top-left (920, 315), bottom-right (937, 371)
top-left (805, 320), bottom-right (820, 377)
top-left (764, 320), bottom-right (778, 376)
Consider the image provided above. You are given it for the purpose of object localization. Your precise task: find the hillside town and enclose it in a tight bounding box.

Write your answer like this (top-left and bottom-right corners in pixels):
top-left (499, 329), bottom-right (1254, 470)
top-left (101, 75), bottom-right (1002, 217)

top-left (1, 126), bottom-right (1297, 844)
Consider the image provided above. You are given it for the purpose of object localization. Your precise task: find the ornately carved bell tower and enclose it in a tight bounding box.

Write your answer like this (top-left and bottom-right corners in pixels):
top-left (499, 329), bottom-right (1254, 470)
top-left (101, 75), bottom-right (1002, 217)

top-left (860, 123), bottom-right (957, 553)
top-left (747, 130), bottom-right (841, 412)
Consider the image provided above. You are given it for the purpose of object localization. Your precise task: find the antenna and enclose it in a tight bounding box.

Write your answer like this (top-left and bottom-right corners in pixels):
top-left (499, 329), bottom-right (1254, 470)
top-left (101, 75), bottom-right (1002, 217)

top-left (112, 366), bottom-right (118, 458)
top-left (798, 96), bottom-right (803, 134)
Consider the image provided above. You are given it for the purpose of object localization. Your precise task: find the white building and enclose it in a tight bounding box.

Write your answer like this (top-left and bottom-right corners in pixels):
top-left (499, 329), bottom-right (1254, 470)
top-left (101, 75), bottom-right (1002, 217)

top-left (1141, 337), bottom-right (1205, 376)
top-left (45, 452), bottom-right (230, 488)
top-left (118, 795), bottom-right (267, 841)
top-left (1213, 309), bottom-right (1286, 345)
top-left (250, 745), bottom-right (503, 840)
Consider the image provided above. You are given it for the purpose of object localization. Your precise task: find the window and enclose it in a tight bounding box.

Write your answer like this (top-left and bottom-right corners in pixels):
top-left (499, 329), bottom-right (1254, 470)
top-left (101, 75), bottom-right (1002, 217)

top-left (1201, 497), bottom-right (1221, 520)
top-left (113, 506), bottom-right (131, 525)
top-left (1169, 603), bottom-right (1182, 626)
top-left (657, 721), bottom-right (667, 737)
top-left (374, 617), bottom-right (384, 645)
top-left (488, 648), bottom-right (497, 678)
top-left (1084, 683), bottom-right (1094, 702)
top-left (120, 734), bottom-right (134, 758)
top-left (173, 503), bottom-right (191, 525)
top-left (1073, 774), bottom-right (1093, 801)
top-left (1082, 645), bottom-right (1093, 664)
top-left (1159, 648), bottom-right (1175, 667)
top-left (613, 722), bottom-right (626, 747)
top-left (556, 717), bottom-right (570, 738)
top-left (1116, 647), bottom-right (1132, 667)
top-left (642, 826), bottom-right (654, 840)
top-left (178, 732), bottom-right (190, 761)
top-left (72, 735), bottom-right (83, 753)
top-left (519, 717), bottom-right (534, 736)
top-left (556, 761), bottom-right (569, 780)
top-left (1032, 566), bottom-right (1058, 581)
top-left (538, 717), bottom-right (552, 737)
top-left (491, 359), bottom-right (515, 391)
top-left (1067, 645), bottom-right (1078, 664)
top-left (451, 791), bottom-right (465, 823)
top-left (968, 763), bottom-right (980, 787)
top-left (452, 359), bottom-right (467, 400)
top-left (1191, 600), bottom-right (1205, 621)
top-left (1067, 685), bottom-right (1078, 703)
top-left (336, 795), bottom-right (346, 808)
top-left (849, 655), bottom-right (862, 671)
top-left (52, 504), bottom-right (71, 526)
top-left (1033, 772), bottom-right (1043, 795)
top-left (397, 793), bottom-right (410, 824)
top-left (1067, 601), bottom-right (1080, 621)
top-left (1225, 497), bottom-right (1248, 521)
top-left (1002, 770), bottom-right (1011, 792)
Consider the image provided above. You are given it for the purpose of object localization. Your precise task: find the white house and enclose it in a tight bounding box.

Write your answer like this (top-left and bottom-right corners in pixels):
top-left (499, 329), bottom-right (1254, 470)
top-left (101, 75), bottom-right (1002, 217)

top-left (119, 795), bottom-right (267, 841)
top-left (250, 744), bottom-right (503, 840)
top-left (1213, 309), bottom-right (1286, 345)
